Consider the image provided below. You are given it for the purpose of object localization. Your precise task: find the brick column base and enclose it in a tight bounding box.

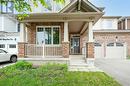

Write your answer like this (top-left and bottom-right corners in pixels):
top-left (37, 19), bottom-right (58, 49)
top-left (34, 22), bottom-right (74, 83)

top-left (62, 42), bottom-right (69, 58)
top-left (18, 42), bottom-right (27, 58)
top-left (86, 42), bottom-right (94, 66)
top-left (86, 42), bottom-right (94, 58)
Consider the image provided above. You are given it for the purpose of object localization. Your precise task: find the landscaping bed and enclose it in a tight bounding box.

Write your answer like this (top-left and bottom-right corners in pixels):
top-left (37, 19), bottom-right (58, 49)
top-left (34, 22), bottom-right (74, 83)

top-left (0, 61), bottom-right (121, 86)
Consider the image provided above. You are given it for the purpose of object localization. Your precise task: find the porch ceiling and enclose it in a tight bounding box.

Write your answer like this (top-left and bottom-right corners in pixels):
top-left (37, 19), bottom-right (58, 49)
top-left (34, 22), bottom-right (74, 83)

top-left (69, 21), bottom-right (86, 33)
top-left (21, 12), bottom-right (104, 23)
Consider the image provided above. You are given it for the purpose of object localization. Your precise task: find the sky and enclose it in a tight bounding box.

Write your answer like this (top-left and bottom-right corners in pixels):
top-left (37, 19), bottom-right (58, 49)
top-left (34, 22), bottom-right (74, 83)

top-left (90, 0), bottom-right (130, 16)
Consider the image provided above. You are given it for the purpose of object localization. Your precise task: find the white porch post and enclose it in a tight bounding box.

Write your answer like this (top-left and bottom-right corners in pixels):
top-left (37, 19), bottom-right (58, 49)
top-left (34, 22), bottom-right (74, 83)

top-left (20, 23), bottom-right (26, 42)
top-left (86, 21), bottom-right (94, 67)
top-left (64, 21), bottom-right (69, 42)
top-left (62, 21), bottom-right (69, 58)
top-left (88, 22), bottom-right (94, 42)
top-left (18, 23), bottom-right (26, 58)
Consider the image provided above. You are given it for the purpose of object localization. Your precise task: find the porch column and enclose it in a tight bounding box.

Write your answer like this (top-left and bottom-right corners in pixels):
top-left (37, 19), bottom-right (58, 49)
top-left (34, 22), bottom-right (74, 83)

top-left (62, 21), bottom-right (69, 58)
top-left (18, 23), bottom-right (27, 58)
top-left (64, 22), bottom-right (69, 42)
top-left (86, 22), bottom-right (94, 66)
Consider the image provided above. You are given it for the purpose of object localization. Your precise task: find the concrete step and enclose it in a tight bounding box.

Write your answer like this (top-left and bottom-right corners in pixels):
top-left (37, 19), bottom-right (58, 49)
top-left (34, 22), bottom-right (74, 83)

top-left (68, 66), bottom-right (103, 72)
top-left (69, 63), bottom-right (88, 66)
top-left (70, 61), bottom-right (86, 64)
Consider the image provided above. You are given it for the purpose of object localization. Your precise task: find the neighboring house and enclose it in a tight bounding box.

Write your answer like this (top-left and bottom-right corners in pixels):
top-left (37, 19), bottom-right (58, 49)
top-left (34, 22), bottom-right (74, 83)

top-left (16, 0), bottom-right (130, 66)
top-left (93, 16), bottom-right (130, 59)
top-left (0, 14), bottom-right (20, 53)
top-left (118, 16), bottom-right (130, 30)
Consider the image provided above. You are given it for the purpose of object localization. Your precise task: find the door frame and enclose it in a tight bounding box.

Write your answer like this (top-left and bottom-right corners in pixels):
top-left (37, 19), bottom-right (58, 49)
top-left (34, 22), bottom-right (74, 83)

top-left (70, 34), bottom-right (80, 55)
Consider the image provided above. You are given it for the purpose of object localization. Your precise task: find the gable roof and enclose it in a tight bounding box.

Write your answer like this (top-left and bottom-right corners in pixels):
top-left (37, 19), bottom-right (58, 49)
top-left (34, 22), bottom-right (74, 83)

top-left (60, 0), bottom-right (103, 13)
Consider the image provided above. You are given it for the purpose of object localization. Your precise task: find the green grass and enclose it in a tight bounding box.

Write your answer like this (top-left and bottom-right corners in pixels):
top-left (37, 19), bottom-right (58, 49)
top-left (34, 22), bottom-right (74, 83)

top-left (0, 61), bottom-right (121, 86)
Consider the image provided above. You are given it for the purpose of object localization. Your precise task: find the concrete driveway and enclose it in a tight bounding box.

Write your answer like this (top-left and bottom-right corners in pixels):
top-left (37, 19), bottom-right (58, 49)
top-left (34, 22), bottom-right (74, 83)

top-left (95, 59), bottom-right (130, 86)
top-left (0, 62), bottom-right (14, 69)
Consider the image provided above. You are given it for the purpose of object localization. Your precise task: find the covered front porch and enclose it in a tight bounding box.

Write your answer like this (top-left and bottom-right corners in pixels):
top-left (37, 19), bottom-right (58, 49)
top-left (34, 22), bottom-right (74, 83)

top-left (19, 14), bottom-right (101, 57)
top-left (18, 0), bottom-right (104, 66)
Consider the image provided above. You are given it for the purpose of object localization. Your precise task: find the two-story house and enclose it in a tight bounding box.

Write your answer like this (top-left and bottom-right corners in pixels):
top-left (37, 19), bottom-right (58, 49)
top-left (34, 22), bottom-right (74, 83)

top-left (0, 14), bottom-right (20, 53)
top-left (93, 16), bottom-right (130, 59)
top-left (1, 0), bottom-right (130, 66)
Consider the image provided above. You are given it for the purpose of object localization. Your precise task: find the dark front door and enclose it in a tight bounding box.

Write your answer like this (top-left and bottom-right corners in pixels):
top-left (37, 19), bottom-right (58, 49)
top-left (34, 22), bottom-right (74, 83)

top-left (71, 36), bottom-right (80, 54)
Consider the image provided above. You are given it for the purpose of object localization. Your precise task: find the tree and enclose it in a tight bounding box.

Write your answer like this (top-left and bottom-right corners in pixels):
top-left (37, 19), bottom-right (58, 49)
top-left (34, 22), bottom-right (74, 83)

top-left (1, 0), bottom-right (65, 20)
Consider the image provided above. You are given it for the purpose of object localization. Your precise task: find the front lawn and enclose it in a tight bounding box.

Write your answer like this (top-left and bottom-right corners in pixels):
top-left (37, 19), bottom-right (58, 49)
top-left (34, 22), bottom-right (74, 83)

top-left (0, 61), bottom-right (121, 86)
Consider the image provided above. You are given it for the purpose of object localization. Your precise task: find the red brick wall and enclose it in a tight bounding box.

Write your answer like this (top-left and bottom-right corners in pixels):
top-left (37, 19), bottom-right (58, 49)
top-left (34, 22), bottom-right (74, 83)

top-left (86, 42), bottom-right (94, 58)
top-left (118, 20), bottom-right (126, 30)
top-left (27, 22), bottom-right (64, 44)
top-left (127, 19), bottom-right (130, 29)
top-left (80, 30), bottom-right (88, 53)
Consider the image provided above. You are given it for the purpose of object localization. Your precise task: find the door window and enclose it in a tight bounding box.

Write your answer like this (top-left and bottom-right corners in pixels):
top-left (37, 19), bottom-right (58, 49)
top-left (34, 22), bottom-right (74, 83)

top-left (71, 37), bottom-right (80, 54)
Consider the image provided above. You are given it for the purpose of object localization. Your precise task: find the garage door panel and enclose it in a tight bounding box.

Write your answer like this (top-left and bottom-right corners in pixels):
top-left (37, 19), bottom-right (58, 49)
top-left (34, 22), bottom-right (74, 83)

top-left (95, 47), bottom-right (104, 58)
top-left (94, 43), bottom-right (104, 58)
top-left (106, 43), bottom-right (125, 59)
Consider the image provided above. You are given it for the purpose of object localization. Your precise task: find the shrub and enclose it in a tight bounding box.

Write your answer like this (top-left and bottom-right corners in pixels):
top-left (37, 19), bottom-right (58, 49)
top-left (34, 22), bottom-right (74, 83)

top-left (15, 61), bottom-right (33, 70)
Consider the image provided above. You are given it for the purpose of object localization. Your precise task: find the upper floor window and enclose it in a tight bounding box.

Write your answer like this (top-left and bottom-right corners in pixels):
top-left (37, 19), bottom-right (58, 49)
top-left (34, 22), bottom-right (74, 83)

top-left (0, 0), bottom-right (14, 14)
top-left (102, 20), bottom-right (113, 29)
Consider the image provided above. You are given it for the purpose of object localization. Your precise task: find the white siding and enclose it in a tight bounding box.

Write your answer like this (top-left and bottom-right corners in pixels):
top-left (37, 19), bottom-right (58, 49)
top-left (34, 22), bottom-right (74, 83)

top-left (0, 15), bottom-right (4, 31)
top-left (3, 16), bottom-right (17, 32)
top-left (93, 18), bottom-right (119, 30)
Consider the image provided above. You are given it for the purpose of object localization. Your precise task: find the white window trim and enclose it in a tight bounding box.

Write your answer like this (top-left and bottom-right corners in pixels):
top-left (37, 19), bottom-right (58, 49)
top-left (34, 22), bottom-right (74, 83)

top-left (36, 26), bottom-right (61, 45)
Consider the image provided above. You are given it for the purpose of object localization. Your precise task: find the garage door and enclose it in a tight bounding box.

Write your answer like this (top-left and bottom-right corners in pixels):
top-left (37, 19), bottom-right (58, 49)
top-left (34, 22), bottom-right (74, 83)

top-left (94, 43), bottom-right (104, 58)
top-left (106, 42), bottom-right (126, 59)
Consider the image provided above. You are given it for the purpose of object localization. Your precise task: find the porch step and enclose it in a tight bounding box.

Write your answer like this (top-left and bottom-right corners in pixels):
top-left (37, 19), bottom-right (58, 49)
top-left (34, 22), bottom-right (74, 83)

top-left (69, 55), bottom-right (102, 72)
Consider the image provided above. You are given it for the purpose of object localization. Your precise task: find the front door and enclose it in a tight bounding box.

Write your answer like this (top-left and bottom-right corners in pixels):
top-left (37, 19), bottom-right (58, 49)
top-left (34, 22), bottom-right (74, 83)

top-left (71, 36), bottom-right (80, 54)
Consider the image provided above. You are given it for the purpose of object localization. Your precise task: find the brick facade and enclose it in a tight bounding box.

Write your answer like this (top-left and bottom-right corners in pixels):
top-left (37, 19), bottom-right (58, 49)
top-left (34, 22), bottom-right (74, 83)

top-left (27, 22), bottom-right (64, 44)
top-left (118, 18), bottom-right (130, 30)
top-left (20, 21), bottom-right (130, 58)
top-left (18, 42), bottom-right (27, 57)
top-left (128, 19), bottom-right (130, 29)
top-left (62, 42), bottom-right (70, 58)
top-left (86, 42), bottom-right (94, 58)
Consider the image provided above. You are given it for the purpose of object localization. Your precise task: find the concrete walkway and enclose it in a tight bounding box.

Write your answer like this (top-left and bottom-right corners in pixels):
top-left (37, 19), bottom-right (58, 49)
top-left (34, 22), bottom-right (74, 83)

top-left (95, 59), bottom-right (130, 86)
top-left (68, 55), bottom-right (102, 72)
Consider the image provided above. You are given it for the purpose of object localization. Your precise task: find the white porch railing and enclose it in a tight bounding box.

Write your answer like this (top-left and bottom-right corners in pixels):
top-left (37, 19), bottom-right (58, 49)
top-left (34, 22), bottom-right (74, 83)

top-left (25, 44), bottom-right (62, 57)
